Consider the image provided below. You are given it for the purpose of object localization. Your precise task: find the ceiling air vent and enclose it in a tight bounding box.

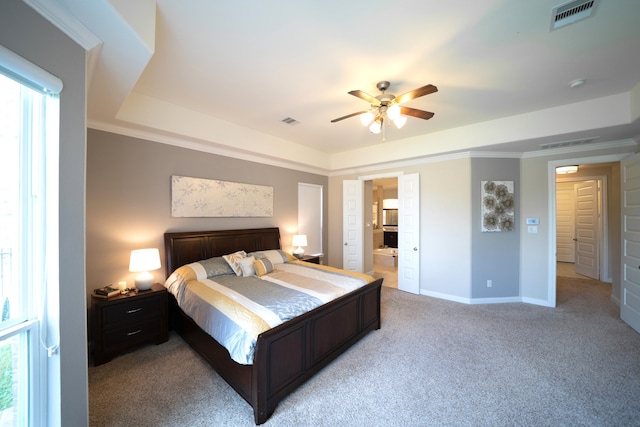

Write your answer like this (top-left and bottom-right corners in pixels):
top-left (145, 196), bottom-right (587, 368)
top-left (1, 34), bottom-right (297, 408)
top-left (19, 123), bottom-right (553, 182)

top-left (550, 0), bottom-right (599, 31)
top-left (281, 117), bottom-right (300, 125)
top-left (540, 136), bottom-right (599, 150)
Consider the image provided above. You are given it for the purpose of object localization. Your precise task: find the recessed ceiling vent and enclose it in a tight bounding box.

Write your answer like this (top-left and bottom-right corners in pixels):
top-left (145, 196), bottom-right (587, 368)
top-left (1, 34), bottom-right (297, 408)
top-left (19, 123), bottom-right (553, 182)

top-left (281, 117), bottom-right (300, 125)
top-left (550, 0), bottom-right (599, 31)
top-left (540, 136), bottom-right (599, 150)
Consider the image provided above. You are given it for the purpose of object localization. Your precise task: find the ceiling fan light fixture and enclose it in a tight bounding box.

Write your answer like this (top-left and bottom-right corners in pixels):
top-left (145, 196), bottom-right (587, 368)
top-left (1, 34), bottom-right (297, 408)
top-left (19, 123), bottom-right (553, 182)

top-left (387, 103), bottom-right (401, 120)
top-left (331, 81), bottom-right (438, 139)
top-left (393, 115), bottom-right (407, 129)
top-left (360, 111), bottom-right (375, 126)
top-left (369, 118), bottom-right (382, 134)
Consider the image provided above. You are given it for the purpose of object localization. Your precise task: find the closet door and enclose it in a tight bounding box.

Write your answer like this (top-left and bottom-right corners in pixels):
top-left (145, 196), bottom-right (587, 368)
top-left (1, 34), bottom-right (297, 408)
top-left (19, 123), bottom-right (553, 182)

top-left (343, 180), bottom-right (363, 272)
top-left (621, 154), bottom-right (640, 333)
top-left (556, 182), bottom-right (575, 263)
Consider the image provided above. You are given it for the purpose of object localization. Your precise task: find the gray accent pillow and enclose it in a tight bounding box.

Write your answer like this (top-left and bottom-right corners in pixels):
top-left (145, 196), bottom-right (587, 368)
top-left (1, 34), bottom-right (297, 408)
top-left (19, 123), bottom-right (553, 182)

top-left (199, 256), bottom-right (235, 278)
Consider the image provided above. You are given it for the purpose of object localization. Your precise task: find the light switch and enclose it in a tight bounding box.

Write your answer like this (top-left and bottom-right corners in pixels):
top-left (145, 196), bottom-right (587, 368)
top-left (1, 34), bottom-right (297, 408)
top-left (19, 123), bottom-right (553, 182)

top-left (528, 225), bottom-right (538, 233)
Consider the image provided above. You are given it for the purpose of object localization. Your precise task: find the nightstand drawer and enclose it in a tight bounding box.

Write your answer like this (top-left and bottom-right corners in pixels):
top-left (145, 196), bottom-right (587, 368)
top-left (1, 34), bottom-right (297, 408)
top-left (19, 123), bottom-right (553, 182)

top-left (102, 317), bottom-right (163, 349)
top-left (102, 297), bottom-right (159, 326)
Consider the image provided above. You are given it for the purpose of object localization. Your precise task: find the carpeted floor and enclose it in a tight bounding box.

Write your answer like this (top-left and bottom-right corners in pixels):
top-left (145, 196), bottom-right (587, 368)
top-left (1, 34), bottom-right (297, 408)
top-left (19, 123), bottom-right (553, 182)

top-left (88, 277), bottom-right (640, 426)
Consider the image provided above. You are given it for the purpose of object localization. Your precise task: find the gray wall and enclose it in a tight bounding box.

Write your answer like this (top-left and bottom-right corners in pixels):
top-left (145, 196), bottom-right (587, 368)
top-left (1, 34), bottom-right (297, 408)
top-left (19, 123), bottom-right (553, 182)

top-left (86, 129), bottom-right (328, 305)
top-left (0, 1), bottom-right (88, 425)
top-left (471, 158), bottom-right (520, 298)
top-left (329, 146), bottom-right (634, 304)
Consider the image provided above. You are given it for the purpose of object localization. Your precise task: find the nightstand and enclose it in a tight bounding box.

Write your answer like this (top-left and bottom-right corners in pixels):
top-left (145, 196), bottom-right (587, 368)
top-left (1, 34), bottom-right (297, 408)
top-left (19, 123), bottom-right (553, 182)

top-left (300, 255), bottom-right (320, 264)
top-left (92, 283), bottom-right (168, 366)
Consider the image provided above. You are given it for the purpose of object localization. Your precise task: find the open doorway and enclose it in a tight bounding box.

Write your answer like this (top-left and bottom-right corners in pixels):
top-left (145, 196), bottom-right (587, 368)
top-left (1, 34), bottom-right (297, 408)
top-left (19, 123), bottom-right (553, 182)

top-left (548, 155), bottom-right (629, 308)
top-left (372, 177), bottom-right (398, 288)
top-left (556, 174), bottom-right (607, 281)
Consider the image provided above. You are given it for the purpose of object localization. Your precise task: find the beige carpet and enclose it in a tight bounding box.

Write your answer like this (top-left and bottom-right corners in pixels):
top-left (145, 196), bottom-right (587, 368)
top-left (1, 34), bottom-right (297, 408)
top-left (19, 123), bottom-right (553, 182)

top-left (89, 277), bottom-right (640, 426)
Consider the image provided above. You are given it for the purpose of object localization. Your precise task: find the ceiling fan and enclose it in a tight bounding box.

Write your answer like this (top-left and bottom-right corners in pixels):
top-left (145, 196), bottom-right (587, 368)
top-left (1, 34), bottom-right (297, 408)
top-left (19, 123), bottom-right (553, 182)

top-left (331, 81), bottom-right (437, 139)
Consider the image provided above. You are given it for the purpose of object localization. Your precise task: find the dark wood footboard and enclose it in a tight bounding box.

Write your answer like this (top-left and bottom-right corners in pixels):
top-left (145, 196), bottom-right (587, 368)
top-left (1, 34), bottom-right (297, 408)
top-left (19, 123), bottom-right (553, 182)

top-left (169, 277), bottom-right (382, 424)
top-left (253, 277), bottom-right (382, 423)
top-left (164, 228), bottom-right (382, 424)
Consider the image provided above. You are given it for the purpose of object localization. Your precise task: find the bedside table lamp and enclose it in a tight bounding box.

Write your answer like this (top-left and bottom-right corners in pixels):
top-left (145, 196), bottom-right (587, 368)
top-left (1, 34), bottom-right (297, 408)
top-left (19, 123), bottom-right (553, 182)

top-left (129, 248), bottom-right (161, 291)
top-left (292, 234), bottom-right (307, 259)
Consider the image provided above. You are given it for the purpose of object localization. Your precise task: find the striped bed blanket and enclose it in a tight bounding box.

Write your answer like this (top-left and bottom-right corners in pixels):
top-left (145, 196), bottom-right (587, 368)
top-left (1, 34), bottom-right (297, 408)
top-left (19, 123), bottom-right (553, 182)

top-left (165, 256), bottom-right (374, 365)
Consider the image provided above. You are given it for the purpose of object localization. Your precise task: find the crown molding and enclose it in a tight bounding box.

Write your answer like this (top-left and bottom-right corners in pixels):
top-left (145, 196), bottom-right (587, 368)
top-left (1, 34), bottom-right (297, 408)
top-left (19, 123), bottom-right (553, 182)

top-left (521, 139), bottom-right (637, 158)
top-left (87, 120), bottom-right (332, 177)
top-left (23, 0), bottom-right (102, 51)
top-left (88, 120), bottom-right (638, 178)
top-left (23, 0), bottom-right (103, 82)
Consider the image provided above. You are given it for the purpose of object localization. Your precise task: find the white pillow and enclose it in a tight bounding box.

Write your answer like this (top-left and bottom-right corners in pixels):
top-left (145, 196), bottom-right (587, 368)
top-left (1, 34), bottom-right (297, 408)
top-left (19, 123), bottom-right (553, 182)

top-left (222, 250), bottom-right (247, 276)
top-left (237, 256), bottom-right (257, 277)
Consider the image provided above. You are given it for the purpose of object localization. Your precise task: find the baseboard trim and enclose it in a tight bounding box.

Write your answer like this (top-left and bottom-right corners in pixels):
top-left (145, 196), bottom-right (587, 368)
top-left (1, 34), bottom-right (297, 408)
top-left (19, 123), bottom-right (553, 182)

top-left (469, 296), bottom-right (522, 305)
top-left (420, 289), bottom-right (555, 307)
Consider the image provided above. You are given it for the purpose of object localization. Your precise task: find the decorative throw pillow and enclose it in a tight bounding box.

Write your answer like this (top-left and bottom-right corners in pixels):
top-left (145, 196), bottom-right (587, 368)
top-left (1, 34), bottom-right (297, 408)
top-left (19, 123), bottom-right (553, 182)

top-left (222, 250), bottom-right (247, 276)
top-left (253, 258), bottom-right (274, 277)
top-left (199, 256), bottom-right (235, 278)
top-left (250, 249), bottom-right (290, 265)
top-left (237, 256), bottom-right (256, 277)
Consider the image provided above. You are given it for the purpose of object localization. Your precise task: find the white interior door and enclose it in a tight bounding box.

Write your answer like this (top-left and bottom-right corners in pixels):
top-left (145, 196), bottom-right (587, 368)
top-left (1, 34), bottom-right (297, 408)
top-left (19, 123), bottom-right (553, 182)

top-left (343, 180), bottom-right (363, 272)
top-left (556, 182), bottom-right (575, 263)
top-left (574, 180), bottom-right (599, 279)
top-left (621, 154), bottom-right (640, 333)
top-left (397, 173), bottom-right (420, 294)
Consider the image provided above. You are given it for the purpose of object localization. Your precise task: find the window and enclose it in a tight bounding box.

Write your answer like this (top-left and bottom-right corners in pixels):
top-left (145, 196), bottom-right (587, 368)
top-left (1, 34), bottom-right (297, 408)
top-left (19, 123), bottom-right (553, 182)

top-left (297, 183), bottom-right (323, 256)
top-left (0, 45), bottom-right (61, 427)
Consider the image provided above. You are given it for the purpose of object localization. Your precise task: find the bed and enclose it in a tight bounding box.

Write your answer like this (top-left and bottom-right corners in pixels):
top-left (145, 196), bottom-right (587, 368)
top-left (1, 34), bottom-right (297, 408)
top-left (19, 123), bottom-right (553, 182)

top-left (163, 227), bottom-right (383, 424)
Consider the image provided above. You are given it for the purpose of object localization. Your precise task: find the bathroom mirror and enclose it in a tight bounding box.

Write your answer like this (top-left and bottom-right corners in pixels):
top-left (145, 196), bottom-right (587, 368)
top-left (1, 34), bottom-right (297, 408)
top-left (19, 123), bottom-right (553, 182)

top-left (383, 209), bottom-right (398, 226)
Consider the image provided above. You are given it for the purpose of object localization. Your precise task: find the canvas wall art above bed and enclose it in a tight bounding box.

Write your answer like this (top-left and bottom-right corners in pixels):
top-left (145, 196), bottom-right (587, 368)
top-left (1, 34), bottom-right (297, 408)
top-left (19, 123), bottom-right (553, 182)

top-left (163, 228), bottom-right (383, 424)
top-left (171, 175), bottom-right (274, 218)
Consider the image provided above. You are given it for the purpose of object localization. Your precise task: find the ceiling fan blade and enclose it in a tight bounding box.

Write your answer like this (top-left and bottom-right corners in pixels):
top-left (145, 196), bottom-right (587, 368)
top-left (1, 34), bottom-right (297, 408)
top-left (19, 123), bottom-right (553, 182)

top-left (399, 106), bottom-right (434, 120)
top-left (393, 84), bottom-right (438, 105)
top-left (348, 90), bottom-right (381, 105)
top-left (331, 110), bottom-right (369, 123)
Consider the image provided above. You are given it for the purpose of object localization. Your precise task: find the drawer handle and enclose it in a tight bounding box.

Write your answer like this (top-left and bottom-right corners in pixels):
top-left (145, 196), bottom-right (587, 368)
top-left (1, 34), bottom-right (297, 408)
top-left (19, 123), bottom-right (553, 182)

top-left (127, 329), bottom-right (142, 336)
top-left (127, 308), bottom-right (142, 314)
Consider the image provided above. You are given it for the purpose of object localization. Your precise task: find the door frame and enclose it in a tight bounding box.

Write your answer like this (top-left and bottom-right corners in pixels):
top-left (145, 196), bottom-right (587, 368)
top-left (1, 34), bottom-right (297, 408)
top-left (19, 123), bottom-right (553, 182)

top-left (547, 153), bottom-right (628, 307)
top-left (556, 175), bottom-right (608, 281)
top-left (358, 171), bottom-right (404, 276)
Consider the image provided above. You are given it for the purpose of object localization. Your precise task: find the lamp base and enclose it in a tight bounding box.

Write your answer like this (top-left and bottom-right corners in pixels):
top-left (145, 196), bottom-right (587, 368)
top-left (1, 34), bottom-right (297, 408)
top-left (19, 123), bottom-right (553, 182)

top-left (135, 272), bottom-right (154, 291)
top-left (293, 247), bottom-right (304, 259)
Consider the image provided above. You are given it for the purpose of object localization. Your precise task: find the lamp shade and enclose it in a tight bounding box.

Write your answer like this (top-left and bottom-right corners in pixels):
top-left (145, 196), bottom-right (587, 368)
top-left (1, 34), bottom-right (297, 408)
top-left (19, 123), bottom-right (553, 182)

top-left (369, 119), bottom-right (382, 134)
top-left (292, 235), bottom-right (308, 247)
top-left (129, 248), bottom-right (161, 290)
top-left (360, 111), bottom-right (374, 126)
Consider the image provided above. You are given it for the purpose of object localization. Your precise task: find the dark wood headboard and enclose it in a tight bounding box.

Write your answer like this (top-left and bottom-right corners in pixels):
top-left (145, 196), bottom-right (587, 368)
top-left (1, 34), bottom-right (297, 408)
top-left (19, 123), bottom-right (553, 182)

top-left (164, 227), bottom-right (281, 277)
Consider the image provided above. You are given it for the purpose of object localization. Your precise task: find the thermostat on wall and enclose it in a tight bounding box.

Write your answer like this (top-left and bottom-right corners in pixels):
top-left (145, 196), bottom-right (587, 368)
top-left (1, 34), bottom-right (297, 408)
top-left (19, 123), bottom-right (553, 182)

top-left (526, 218), bottom-right (539, 225)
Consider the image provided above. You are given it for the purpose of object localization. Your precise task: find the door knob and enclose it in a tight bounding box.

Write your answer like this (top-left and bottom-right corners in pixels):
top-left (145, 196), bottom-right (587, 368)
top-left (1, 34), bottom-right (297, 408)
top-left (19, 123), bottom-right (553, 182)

top-left (344, 242), bottom-right (348, 246)
top-left (413, 247), bottom-right (418, 251)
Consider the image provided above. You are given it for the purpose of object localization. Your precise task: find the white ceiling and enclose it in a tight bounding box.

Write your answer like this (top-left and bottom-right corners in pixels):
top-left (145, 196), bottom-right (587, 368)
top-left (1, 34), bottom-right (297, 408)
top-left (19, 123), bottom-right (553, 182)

top-left (47, 0), bottom-right (640, 173)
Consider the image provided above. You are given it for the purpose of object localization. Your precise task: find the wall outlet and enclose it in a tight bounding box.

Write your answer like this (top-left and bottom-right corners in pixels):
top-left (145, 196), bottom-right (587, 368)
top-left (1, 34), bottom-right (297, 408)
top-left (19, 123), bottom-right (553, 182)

top-left (487, 279), bottom-right (492, 288)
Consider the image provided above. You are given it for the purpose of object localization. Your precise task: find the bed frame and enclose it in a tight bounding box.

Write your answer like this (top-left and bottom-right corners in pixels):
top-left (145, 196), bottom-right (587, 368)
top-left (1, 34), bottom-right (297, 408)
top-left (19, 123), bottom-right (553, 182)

top-left (164, 227), bottom-right (383, 424)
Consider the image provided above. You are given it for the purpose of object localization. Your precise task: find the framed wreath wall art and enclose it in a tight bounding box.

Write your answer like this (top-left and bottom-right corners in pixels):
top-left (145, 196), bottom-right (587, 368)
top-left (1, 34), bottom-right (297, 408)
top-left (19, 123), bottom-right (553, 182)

top-left (481, 180), bottom-right (515, 232)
